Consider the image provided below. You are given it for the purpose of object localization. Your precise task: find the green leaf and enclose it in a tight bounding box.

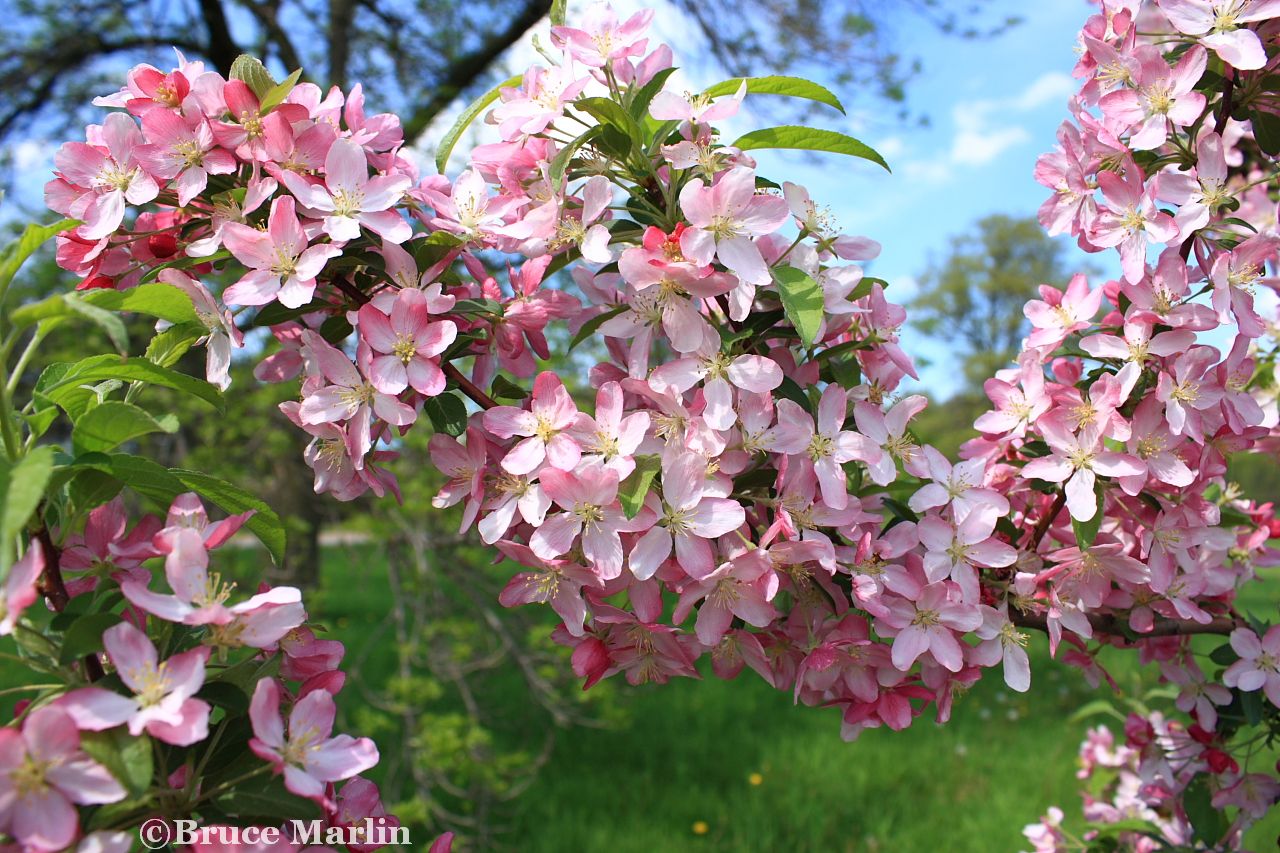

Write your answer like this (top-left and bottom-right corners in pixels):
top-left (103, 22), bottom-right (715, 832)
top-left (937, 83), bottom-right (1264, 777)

top-left (64, 292), bottom-right (129, 354)
top-left (67, 468), bottom-right (124, 512)
top-left (618, 455), bottom-right (660, 519)
top-left (549, 125), bottom-right (600, 189)
top-left (214, 774), bottom-right (321, 822)
top-left (145, 322), bottom-right (204, 368)
top-left (0, 220), bottom-right (78, 300)
top-left (0, 446), bottom-right (55, 561)
top-left (72, 401), bottom-right (179, 454)
top-left (1071, 502), bottom-right (1102, 550)
top-left (42, 355), bottom-right (224, 412)
top-left (549, 0), bottom-right (568, 26)
top-left (1251, 107), bottom-right (1280, 156)
top-left (171, 469), bottom-right (287, 565)
top-left (773, 265), bottom-right (824, 346)
top-left (80, 729), bottom-right (152, 798)
top-left (258, 68), bottom-right (303, 113)
top-left (631, 67), bottom-right (679, 121)
top-left (198, 681), bottom-right (250, 716)
top-left (230, 54), bottom-right (276, 99)
top-left (423, 391), bottom-right (469, 437)
top-left (774, 376), bottom-right (812, 415)
top-left (435, 74), bottom-right (522, 174)
top-left (569, 304), bottom-right (628, 351)
top-left (489, 375), bottom-right (528, 402)
top-left (1209, 642), bottom-right (1239, 666)
top-left (703, 76), bottom-right (844, 114)
top-left (1183, 775), bottom-right (1227, 846)
top-left (58, 612), bottom-right (122, 664)
top-left (79, 282), bottom-right (199, 324)
top-left (732, 126), bottom-right (889, 171)
top-left (575, 96), bottom-right (644, 149)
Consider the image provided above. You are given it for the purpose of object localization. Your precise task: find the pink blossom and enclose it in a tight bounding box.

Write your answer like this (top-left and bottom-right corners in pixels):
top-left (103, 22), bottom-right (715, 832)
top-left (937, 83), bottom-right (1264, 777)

top-left (649, 343), bottom-right (783, 430)
top-left (1090, 163), bottom-right (1178, 283)
top-left (918, 511), bottom-right (1017, 602)
top-left (356, 288), bottom-right (457, 396)
top-left (0, 706), bottom-right (126, 851)
top-left (1024, 273), bottom-right (1104, 350)
top-left (1159, 0), bottom-right (1277, 69)
top-left (672, 550), bottom-right (778, 645)
top-left (493, 65), bottom-right (589, 139)
top-left (678, 168), bottom-right (791, 285)
top-left (222, 195), bottom-right (344, 308)
top-left (135, 109), bottom-right (235, 204)
top-left (51, 113), bottom-right (159, 239)
top-left (249, 679), bottom-right (379, 806)
top-left (58, 621), bottom-right (211, 745)
top-left (496, 540), bottom-right (603, 635)
top-left (1223, 626), bottom-right (1280, 706)
top-left (159, 270), bottom-right (244, 389)
top-left (566, 381), bottom-right (650, 477)
top-left (1154, 344), bottom-right (1224, 435)
top-left (483, 371), bottom-right (582, 475)
top-left (973, 605), bottom-right (1032, 692)
top-left (530, 463), bottom-right (646, 579)
top-left (551, 3), bottom-right (654, 67)
top-left (1021, 421), bottom-right (1143, 522)
top-left (880, 582), bottom-right (982, 672)
top-left (0, 540), bottom-right (43, 635)
top-left (282, 138), bottom-right (412, 243)
top-left (628, 451), bottom-right (745, 580)
top-left (778, 386), bottom-right (886, 508)
top-left (1208, 233), bottom-right (1279, 338)
top-left (1099, 45), bottom-right (1206, 149)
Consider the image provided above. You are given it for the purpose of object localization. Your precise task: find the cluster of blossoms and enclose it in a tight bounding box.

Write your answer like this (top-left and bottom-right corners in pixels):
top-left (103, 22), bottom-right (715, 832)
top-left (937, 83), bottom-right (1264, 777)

top-left (0, 495), bottom-right (412, 852)
top-left (29, 0), bottom-right (1280, 847)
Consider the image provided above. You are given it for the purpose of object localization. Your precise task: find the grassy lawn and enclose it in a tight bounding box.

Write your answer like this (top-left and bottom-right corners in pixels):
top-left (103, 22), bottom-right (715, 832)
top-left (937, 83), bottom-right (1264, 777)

top-left (306, 547), bottom-right (1280, 851)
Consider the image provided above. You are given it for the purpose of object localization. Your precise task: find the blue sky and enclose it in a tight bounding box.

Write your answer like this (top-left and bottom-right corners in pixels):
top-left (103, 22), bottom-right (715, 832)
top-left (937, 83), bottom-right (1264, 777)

top-left (6, 0), bottom-right (1104, 398)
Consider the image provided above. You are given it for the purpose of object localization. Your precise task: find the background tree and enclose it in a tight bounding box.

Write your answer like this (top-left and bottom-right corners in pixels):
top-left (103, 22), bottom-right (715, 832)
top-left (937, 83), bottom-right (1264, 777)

top-left (0, 0), bottom-right (1017, 167)
top-left (910, 213), bottom-right (1094, 389)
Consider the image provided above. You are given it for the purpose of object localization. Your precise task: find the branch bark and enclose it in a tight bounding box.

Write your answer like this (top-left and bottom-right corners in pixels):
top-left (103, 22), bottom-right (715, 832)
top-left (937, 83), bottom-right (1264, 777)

top-left (196, 0), bottom-right (243, 75)
top-left (1012, 610), bottom-right (1238, 639)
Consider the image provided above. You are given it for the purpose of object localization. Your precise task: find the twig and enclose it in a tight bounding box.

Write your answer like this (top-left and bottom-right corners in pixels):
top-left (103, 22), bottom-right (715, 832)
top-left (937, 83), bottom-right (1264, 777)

top-left (443, 362), bottom-right (497, 409)
top-left (1025, 489), bottom-right (1067, 551)
top-left (1013, 610), bottom-right (1237, 639)
top-left (34, 526), bottom-right (105, 682)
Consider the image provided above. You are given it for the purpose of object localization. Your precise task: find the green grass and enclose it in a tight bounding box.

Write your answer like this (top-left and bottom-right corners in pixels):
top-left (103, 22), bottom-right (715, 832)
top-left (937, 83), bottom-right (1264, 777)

top-left (301, 550), bottom-right (1280, 852)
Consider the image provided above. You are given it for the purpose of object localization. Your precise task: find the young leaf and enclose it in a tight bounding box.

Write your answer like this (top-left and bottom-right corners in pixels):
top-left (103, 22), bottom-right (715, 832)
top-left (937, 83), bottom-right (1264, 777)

top-left (435, 74), bottom-right (523, 174)
top-left (773, 265), bottom-right (824, 346)
top-left (145, 322), bottom-right (204, 368)
top-left (732, 126), bottom-right (890, 171)
top-left (258, 68), bottom-right (303, 113)
top-left (618, 455), bottom-right (661, 519)
top-left (1071, 504), bottom-right (1102, 550)
top-left (703, 76), bottom-right (845, 114)
top-left (549, 0), bottom-right (568, 26)
top-left (72, 401), bottom-right (180, 454)
top-left (229, 54), bottom-right (276, 99)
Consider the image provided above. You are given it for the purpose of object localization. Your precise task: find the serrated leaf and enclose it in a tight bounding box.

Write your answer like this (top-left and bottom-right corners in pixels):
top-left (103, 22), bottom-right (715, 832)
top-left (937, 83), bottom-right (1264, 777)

top-left (230, 54), bottom-right (276, 99)
top-left (72, 401), bottom-right (179, 454)
top-left (436, 74), bottom-right (522, 174)
top-left (0, 219), bottom-right (78, 298)
top-left (171, 469), bottom-right (287, 565)
top-left (80, 729), bottom-right (152, 798)
top-left (80, 282), bottom-right (199, 324)
top-left (549, 126), bottom-right (601, 189)
top-left (732, 126), bottom-right (889, 171)
top-left (58, 612), bottom-right (122, 664)
top-left (570, 304), bottom-right (629, 351)
top-left (703, 75), bottom-right (844, 114)
top-left (42, 355), bottom-right (223, 412)
top-left (773, 265), bottom-right (824, 346)
top-left (423, 391), bottom-right (469, 437)
top-left (618, 455), bottom-right (660, 519)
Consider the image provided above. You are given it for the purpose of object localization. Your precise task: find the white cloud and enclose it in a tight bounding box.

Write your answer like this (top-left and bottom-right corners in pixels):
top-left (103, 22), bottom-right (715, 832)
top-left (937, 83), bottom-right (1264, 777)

top-left (898, 70), bottom-right (1076, 176)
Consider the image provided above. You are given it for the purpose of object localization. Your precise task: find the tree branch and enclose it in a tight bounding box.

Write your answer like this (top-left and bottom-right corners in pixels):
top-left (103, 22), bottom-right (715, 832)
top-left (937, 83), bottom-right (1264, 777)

top-left (1013, 610), bottom-right (1238, 639)
top-left (443, 363), bottom-right (497, 409)
top-left (402, 0), bottom-right (553, 144)
top-left (196, 0), bottom-right (243, 75)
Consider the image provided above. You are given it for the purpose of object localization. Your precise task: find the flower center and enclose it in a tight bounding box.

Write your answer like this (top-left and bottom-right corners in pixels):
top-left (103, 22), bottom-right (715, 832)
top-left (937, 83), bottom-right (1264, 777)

top-left (392, 333), bottom-right (417, 364)
top-left (331, 188), bottom-right (365, 218)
